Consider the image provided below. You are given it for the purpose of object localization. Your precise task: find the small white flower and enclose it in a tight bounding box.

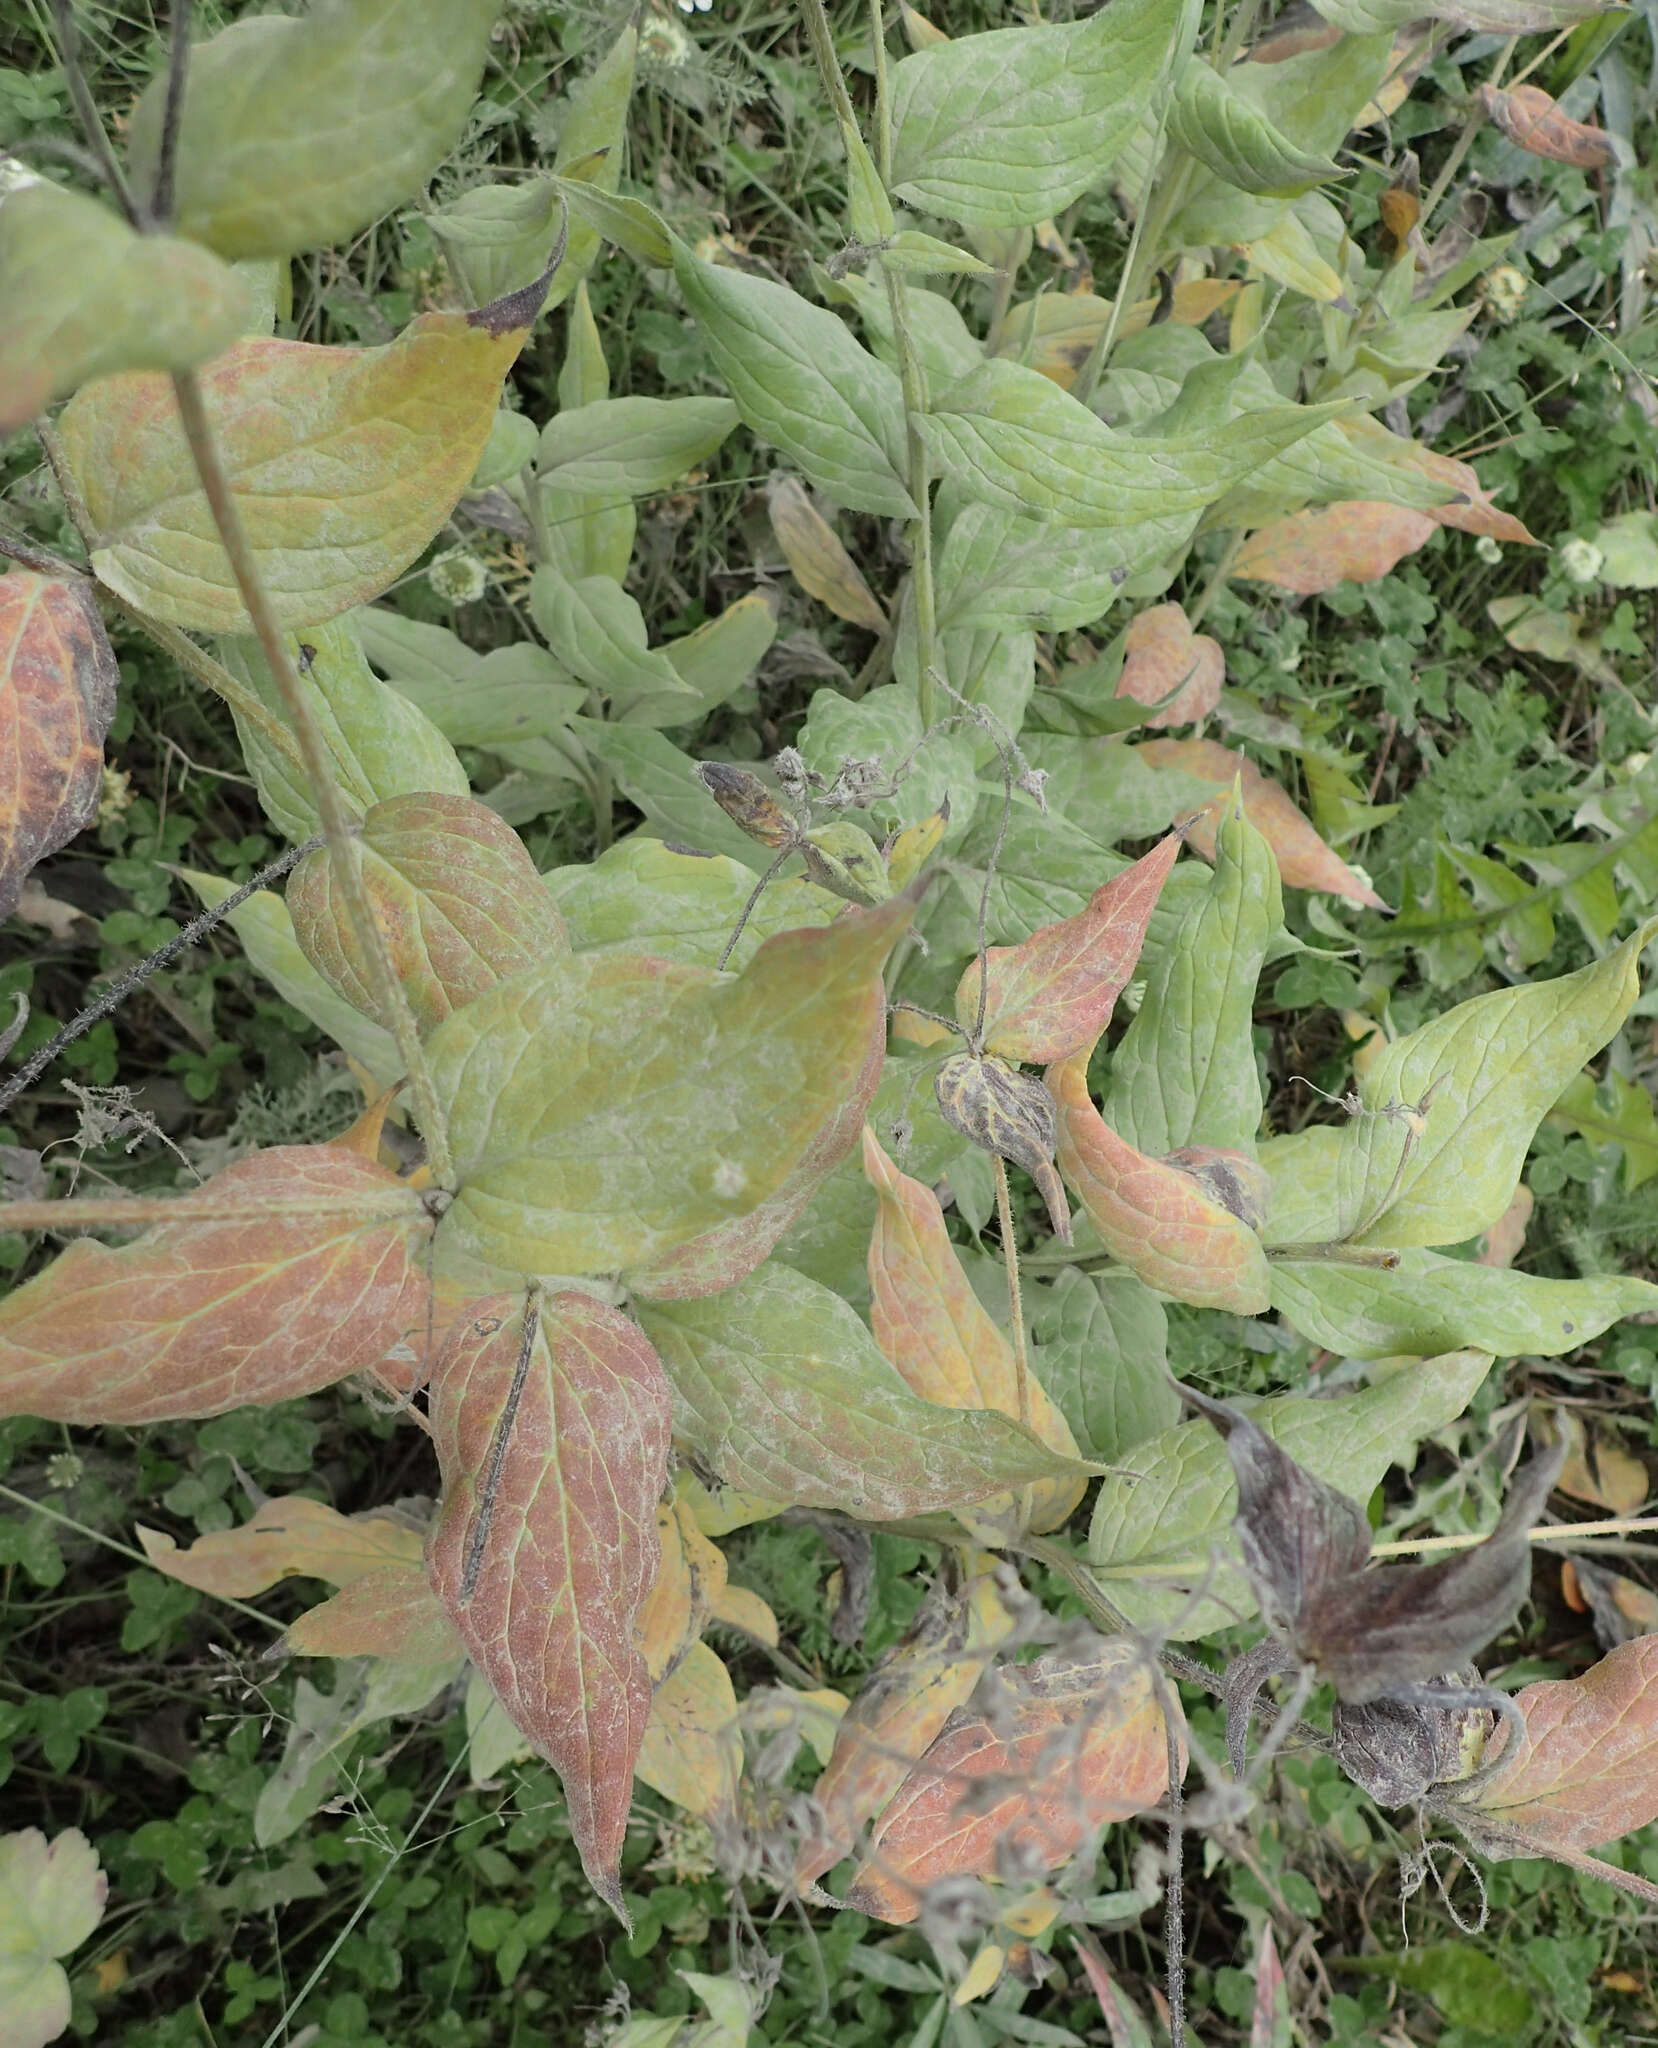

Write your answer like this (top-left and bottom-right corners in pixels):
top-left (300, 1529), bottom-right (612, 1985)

top-left (1559, 537), bottom-right (1604, 585)
top-left (46, 1452), bottom-right (84, 1491)
top-left (1475, 535), bottom-right (1503, 565)
top-left (428, 547), bottom-right (489, 604)
top-left (642, 11), bottom-right (696, 61)
top-left (1481, 264), bottom-right (1530, 323)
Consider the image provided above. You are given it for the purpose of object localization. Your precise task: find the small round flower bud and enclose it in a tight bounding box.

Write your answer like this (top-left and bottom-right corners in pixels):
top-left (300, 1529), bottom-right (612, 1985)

top-left (1558, 537), bottom-right (1604, 585)
top-left (427, 547), bottom-right (489, 604)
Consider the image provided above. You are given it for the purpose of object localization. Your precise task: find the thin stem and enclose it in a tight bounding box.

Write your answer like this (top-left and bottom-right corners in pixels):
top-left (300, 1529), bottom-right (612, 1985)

top-left (798, 0), bottom-right (861, 134)
top-left (168, 367), bottom-right (455, 1187)
top-left (1421, 37), bottom-right (1516, 232)
top-left (0, 835), bottom-right (322, 1119)
top-left (151, 0), bottom-right (193, 224)
top-left (1076, 153), bottom-right (1190, 408)
top-left (992, 1156), bottom-right (1031, 1429)
top-left (36, 414), bottom-right (97, 546)
top-left (882, 265), bottom-right (939, 727)
top-left (1186, 530), bottom-right (1242, 631)
top-left (867, 0), bottom-right (893, 187)
top-left (110, 607), bottom-right (309, 775)
top-left (49, 0), bottom-right (141, 225)
top-left (0, 519), bottom-right (83, 580)
top-left (1371, 1513), bottom-right (1658, 1559)
top-left (1153, 1660), bottom-right (1188, 2048)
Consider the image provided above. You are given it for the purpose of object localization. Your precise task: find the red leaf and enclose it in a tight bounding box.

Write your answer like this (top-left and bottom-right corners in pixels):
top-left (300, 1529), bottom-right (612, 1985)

top-left (285, 1562), bottom-right (466, 1663)
top-left (1136, 738), bottom-right (1386, 908)
top-left (844, 1634), bottom-right (1175, 1924)
top-left (0, 1147), bottom-right (431, 1423)
top-left (1234, 503), bottom-right (1438, 594)
top-left (0, 572), bottom-right (118, 920)
top-left (954, 836), bottom-right (1181, 1064)
top-left (1115, 603), bottom-right (1224, 728)
top-left (425, 1291), bottom-right (672, 1917)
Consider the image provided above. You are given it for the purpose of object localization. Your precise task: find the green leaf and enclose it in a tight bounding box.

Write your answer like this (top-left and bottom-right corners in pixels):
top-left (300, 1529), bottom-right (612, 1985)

top-left (1086, 1352), bottom-right (1492, 1637)
top-left (1314, 0), bottom-right (1608, 31)
top-left (551, 176), bottom-right (673, 269)
top-left (426, 178), bottom-right (565, 309)
top-left (830, 273), bottom-right (983, 397)
top-left (547, 27), bottom-right (639, 309)
top-left (219, 615), bottom-right (468, 841)
top-left (424, 895), bottom-right (915, 1277)
top-left (934, 493), bottom-right (1194, 634)
top-left (528, 570), bottom-right (700, 727)
top-left (1029, 1268), bottom-right (1175, 1461)
top-left (672, 245), bottom-right (915, 518)
top-left (566, 721), bottom-right (773, 868)
top-left (0, 1828), bottom-right (106, 2048)
top-left (177, 870), bottom-right (401, 1085)
top-left (0, 184), bottom-right (253, 432)
top-left (1271, 1251), bottom-right (1658, 1359)
top-left (1355, 1946), bottom-right (1535, 2036)
top-left (354, 607), bottom-right (583, 748)
top-left (1336, 919), bottom-right (1658, 1248)
top-left (798, 683), bottom-right (979, 834)
top-left (662, 594), bottom-right (778, 719)
top-left (1222, 30), bottom-right (1394, 159)
top-left (636, 1263), bottom-right (1092, 1518)
top-left (918, 359), bottom-right (1338, 530)
top-left (469, 407), bottom-right (541, 490)
top-left (1103, 791), bottom-right (1281, 1156)
top-left (544, 837), bottom-right (837, 971)
top-left (536, 397), bottom-right (738, 497)
top-left (127, 0), bottom-right (501, 260)
top-left (1552, 1069), bottom-right (1658, 1192)
top-left (887, 0), bottom-right (1180, 228)
top-left (1168, 62), bottom-right (1344, 196)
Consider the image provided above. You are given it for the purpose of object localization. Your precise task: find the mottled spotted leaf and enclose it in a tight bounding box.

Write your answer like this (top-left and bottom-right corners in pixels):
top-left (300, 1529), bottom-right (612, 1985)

top-left (635, 1640), bottom-right (743, 1820)
top-left (0, 1148), bottom-right (430, 1424)
top-left (1114, 604), bottom-right (1225, 728)
top-left (426, 1292), bottom-right (672, 1917)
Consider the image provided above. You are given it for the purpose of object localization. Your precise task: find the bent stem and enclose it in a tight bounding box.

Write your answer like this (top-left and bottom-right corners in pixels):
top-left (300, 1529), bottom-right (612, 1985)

top-left (169, 367), bottom-right (456, 1187)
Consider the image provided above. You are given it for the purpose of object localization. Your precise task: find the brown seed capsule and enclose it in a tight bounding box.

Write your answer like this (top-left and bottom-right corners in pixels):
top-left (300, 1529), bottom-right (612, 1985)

top-left (1331, 1668), bottom-right (1495, 1808)
top-left (696, 761), bottom-right (793, 848)
top-left (1163, 1145), bottom-right (1272, 1233)
top-left (934, 1051), bottom-right (1071, 1242)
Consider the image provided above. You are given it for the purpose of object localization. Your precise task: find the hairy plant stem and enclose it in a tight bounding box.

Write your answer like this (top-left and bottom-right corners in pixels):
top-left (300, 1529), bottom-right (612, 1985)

top-left (866, 0), bottom-right (893, 187)
top-left (168, 368), bottom-right (455, 1186)
top-left (49, 0), bottom-right (139, 224)
top-left (992, 1156), bottom-right (1032, 1430)
top-left (35, 413), bottom-right (96, 542)
top-left (151, 0), bottom-right (193, 222)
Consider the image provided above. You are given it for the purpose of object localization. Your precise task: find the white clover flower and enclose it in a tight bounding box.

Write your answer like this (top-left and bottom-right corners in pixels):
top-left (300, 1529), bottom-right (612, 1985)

top-left (428, 547), bottom-right (489, 604)
top-left (641, 11), bottom-right (696, 61)
top-left (1481, 264), bottom-right (1530, 322)
top-left (1559, 536), bottom-right (1604, 585)
top-left (1475, 535), bottom-right (1503, 565)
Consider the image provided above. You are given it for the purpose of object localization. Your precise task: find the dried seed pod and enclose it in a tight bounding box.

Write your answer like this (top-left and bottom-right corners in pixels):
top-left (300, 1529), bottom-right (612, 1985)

top-left (1163, 1145), bottom-right (1272, 1232)
top-left (935, 1051), bottom-right (1071, 1242)
top-left (1332, 1668), bottom-right (1495, 1807)
top-left (696, 761), bottom-right (793, 848)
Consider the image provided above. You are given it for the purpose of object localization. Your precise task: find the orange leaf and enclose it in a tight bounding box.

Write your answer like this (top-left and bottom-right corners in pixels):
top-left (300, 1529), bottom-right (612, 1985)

top-left (1115, 604), bottom-right (1224, 729)
top-left (844, 1634), bottom-right (1174, 1924)
top-left (1047, 1051), bottom-right (1271, 1314)
top-left (863, 1127), bottom-right (1083, 1535)
top-left (425, 1291), bottom-right (672, 1917)
top-left (1136, 738), bottom-right (1386, 908)
top-left (0, 1147), bottom-right (431, 1423)
top-left (0, 572), bottom-right (118, 920)
top-left (285, 1562), bottom-right (466, 1663)
top-left (1477, 1183), bottom-right (1534, 1268)
top-left (1469, 1633), bottom-right (1658, 1853)
top-left (137, 1495), bottom-right (421, 1596)
top-left (1481, 83), bottom-right (1613, 170)
top-left (1347, 429), bottom-right (1536, 545)
top-left (288, 791), bottom-right (568, 1035)
top-left (1234, 502), bottom-right (1438, 593)
top-left (954, 836), bottom-right (1181, 1064)
top-left (795, 1563), bottom-right (1016, 1892)
top-left (636, 1497), bottom-right (727, 1685)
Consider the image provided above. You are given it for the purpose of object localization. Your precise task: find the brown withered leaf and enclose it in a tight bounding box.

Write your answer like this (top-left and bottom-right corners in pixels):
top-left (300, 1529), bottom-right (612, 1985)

top-left (695, 760), bottom-right (794, 849)
top-left (1554, 1411), bottom-right (1649, 1519)
top-left (844, 1633), bottom-right (1174, 1924)
top-left (138, 1495), bottom-right (421, 1597)
top-left (1186, 1387), bottom-right (1564, 1703)
top-left (635, 1639), bottom-right (743, 1821)
top-left (1463, 1632), bottom-right (1658, 1853)
top-left (0, 1147), bottom-right (431, 1423)
top-left (1331, 1669), bottom-right (1495, 1808)
top-left (426, 1291), bottom-right (673, 1918)
top-left (285, 1562), bottom-right (466, 1664)
top-left (1114, 604), bottom-right (1224, 729)
top-left (795, 1564), bottom-right (1017, 1892)
top-left (1376, 178), bottom-right (1421, 262)
top-left (1561, 1554), bottom-right (1658, 1651)
top-left (0, 572), bottom-right (119, 921)
top-left (1234, 503), bottom-right (1438, 594)
top-left (935, 1052), bottom-right (1072, 1242)
top-left (766, 475), bottom-right (887, 631)
top-left (287, 790), bottom-right (568, 1034)
top-left (1478, 1183), bottom-right (1535, 1268)
top-left (954, 836), bottom-right (1181, 1066)
top-left (1047, 1054), bottom-right (1271, 1314)
top-left (1481, 82), bottom-right (1613, 170)
top-left (1136, 738), bottom-right (1387, 909)
top-left (863, 1129), bottom-right (1084, 1537)
top-left (636, 1497), bottom-right (727, 1685)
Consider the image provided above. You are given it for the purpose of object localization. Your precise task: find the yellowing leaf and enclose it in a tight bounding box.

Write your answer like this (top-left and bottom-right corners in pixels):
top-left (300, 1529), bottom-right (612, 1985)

top-left (284, 1563), bottom-right (467, 1664)
top-left (58, 299), bottom-right (537, 634)
top-left (126, 0), bottom-right (501, 260)
top-left (709, 1582), bottom-right (778, 1645)
top-left (635, 1640), bottom-right (743, 1820)
top-left (1136, 738), bottom-right (1387, 908)
top-left (887, 805), bottom-right (950, 890)
top-left (765, 475), bottom-right (886, 630)
top-left (1234, 502), bottom-right (1439, 592)
top-left (636, 1499), bottom-right (727, 1684)
top-left (0, 573), bottom-right (118, 921)
top-left (1048, 1052), bottom-right (1271, 1314)
top-left (955, 835), bottom-right (1180, 1064)
top-left (1115, 603), bottom-right (1225, 727)
top-left (288, 791), bottom-right (568, 1035)
top-left (427, 893), bottom-right (914, 1279)
top-left (844, 1635), bottom-right (1174, 1924)
top-left (1554, 1412), bottom-right (1649, 1519)
top-left (0, 1828), bottom-right (106, 2048)
top-left (0, 1148), bottom-right (431, 1424)
top-left (953, 1944), bottom-right (1007, 2007)
top-left (426, 1292), bottom-right (673, 1917)
top-left (137, 1496), bottom-right (421, 1597)
top-left (1480, 82), bottom-right (1613, 168)
top-left (0, 185), bottom-right (252, 430)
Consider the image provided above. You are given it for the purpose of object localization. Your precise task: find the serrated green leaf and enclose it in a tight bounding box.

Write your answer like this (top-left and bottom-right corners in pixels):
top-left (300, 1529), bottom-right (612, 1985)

top-left (1103, 792), bottom-right (1281, 1156)
top-left (529, 569), bottom-right (699, 726)
top-left (0, 184), bottom-right (253, 432)
top-left (1271, 1251), bottom-right (1658, 1359)
top-left (887, 0), bottom-right (1180, 228)
top-left (1168, 62), bottom-right (1344, 196)
top-left (127, 0), bottom-right (500, 260)
top-left (918, 359), bottom-right (1338, 529)
top-left (535, 396), bottom-right (737, 497)
top-left (636, 1263), bottom-right (1092, 1517)
top-left (219, 614), bottom-right (468, 842)
top-left (1086, 1352), bottom-right (1492, 1637)
top-left (1029, 1267), bottom-right (1175, 1461)
top-left (672, 246), bottom-right (914, 518)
